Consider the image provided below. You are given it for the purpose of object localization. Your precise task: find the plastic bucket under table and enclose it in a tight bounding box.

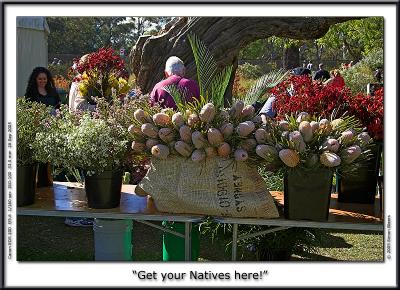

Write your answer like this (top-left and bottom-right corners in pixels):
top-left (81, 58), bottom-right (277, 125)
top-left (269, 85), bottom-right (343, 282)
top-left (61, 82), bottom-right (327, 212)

top-left (93, 218), bottom-right (133, 261)
top-left (162, 221), bottom-right (200, 261)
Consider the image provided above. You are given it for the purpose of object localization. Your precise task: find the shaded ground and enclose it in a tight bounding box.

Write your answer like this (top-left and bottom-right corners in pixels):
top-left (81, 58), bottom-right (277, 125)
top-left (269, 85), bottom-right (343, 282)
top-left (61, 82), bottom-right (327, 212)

top-left (17, 216), bottom-right (383, 262)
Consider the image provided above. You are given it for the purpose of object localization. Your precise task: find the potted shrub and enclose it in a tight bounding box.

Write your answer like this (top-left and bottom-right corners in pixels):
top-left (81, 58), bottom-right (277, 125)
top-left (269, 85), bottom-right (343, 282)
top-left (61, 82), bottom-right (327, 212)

top-left (94, 93), bottom-right (151, 186)
top-left (69, 114), bottom-right (128, 208)
top-left (33, 104), bottom-right (130, 209)
top-left (271, 74), bottom-right (352, 119)
top-left (260, 112), bottom-right (374, 221)
top-left (32, 105), bottom-right (79, 181)
top-left (16, 97), bottom-right (51, 206)
top-left (271, 74), bottom-right (383, 205)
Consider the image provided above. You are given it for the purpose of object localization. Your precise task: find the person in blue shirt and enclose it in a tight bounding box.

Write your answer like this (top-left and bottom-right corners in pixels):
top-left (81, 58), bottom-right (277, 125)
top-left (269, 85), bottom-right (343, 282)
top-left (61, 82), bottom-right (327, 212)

top-left (259, 96), bottom-right (277, 119)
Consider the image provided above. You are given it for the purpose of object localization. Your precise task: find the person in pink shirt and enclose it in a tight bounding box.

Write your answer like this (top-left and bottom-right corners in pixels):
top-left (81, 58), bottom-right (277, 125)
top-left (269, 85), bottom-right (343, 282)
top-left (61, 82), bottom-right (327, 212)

top-left (149, 56), bottom-right (200, 109)
top-left (149, 56), bottom-right (201, 260)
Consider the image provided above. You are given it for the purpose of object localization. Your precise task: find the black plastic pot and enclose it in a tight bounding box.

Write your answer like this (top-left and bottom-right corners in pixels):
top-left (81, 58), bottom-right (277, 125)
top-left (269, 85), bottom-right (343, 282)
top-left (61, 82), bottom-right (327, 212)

top-left (36, 162), bottom-right (53, 187)
top-left (17, 164), bottom-right (37, 207)
top-left (84, 170), bottom-right (123, 209)
top-left (284, 168), bottom-right (333, 222)
top-left (337, 142), bottom-right (383, 204)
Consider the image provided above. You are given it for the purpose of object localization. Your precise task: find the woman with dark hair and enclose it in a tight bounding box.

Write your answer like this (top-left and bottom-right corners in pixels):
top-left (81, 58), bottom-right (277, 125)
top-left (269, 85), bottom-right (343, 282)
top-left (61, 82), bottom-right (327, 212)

top-left (24, 67), bottom-right (60, 188)
top-left (25, 66), bottom-right (61, 111)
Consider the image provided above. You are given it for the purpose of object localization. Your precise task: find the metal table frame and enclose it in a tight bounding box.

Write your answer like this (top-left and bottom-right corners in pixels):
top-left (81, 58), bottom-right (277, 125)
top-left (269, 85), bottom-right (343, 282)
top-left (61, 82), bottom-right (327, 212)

top-left (214, 218), bottom-right (384, 261)
top-left (214, 191), bottom-right (384, 261)
top-left (17, 184), bottom-right (383, 262)
top-left (17, 182), bottom-right (204, 261)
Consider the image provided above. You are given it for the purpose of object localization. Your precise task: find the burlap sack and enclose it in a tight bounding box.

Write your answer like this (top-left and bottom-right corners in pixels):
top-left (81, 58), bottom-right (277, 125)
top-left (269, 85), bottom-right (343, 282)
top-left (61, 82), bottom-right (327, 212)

top-left (137, 156), bottom-right (279, 218)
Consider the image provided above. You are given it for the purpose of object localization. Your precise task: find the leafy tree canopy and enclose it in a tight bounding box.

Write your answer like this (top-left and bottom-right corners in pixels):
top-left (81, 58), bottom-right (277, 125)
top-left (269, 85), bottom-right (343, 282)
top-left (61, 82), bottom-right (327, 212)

top-left (239, 17), bottom-right (383, 69)
top-left (316, 16), bottom-right (383, 61)
top-left (47, 17), bottom-right (173, 56)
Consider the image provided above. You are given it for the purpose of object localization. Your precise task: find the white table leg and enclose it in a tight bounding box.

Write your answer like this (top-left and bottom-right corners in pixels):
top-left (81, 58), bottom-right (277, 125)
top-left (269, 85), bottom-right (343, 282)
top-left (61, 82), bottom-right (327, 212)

top-left (93, 218), bottom-right (133, 261)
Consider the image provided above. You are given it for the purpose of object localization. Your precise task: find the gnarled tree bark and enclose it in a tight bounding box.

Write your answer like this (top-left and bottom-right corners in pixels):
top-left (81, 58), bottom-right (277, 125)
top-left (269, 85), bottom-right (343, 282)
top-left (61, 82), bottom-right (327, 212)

top-left (130, 17), bottom-right (358, 99)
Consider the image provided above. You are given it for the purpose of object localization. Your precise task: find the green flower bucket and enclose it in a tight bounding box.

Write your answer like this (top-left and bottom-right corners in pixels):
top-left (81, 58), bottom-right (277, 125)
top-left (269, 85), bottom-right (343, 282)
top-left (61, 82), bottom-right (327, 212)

top-left (162, 221), bottom-right (200, 261)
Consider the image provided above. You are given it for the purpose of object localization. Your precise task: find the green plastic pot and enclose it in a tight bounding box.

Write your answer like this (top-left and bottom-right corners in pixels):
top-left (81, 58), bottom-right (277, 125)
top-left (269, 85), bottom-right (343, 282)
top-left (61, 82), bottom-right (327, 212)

top-left (17, 164), bottom-right (37, 207)
top-left (84, 170), bottom-right (123, 209)
top-left (284, 167), bottom-right (333, 221)
top-left (162, 221), bottom-right (200, 261)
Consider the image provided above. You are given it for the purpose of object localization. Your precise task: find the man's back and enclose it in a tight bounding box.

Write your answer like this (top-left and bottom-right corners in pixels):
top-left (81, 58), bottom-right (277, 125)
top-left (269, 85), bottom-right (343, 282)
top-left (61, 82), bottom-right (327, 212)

top-left (150, 75), bottom-right (200, 109)
top-left (314, 69), bottom-right (330, 81)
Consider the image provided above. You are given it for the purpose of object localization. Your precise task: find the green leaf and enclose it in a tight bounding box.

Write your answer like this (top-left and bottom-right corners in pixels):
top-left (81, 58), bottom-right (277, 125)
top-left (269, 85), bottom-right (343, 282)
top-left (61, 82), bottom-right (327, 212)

top-left (210, 65), bottom-right (233, 108)
top-left (244, 69), bottom-right (289, 105)
top-left (162, 84), bottom-right (189, 112)
top-left (188, 33), bottom-right (218, 100)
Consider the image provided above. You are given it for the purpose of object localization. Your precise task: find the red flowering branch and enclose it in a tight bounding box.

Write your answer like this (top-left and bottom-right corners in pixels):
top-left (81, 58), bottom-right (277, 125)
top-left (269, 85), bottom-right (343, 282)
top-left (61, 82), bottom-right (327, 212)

top-left (272, 75), bottom-right (350, 119)
top-left (271, 75), bottom-right (383, 140)
top-left (344, 87), bottom-right (383, 140)
top-left (73, 47), bottom-right (128, 79)
top-left (72, 47), bottom-right (129, 101)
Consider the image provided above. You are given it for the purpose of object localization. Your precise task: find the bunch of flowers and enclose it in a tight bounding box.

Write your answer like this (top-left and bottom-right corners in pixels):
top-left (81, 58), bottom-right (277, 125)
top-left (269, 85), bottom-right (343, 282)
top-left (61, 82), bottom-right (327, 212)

top-left (260, 112), bottom-right (373, 174)
top-left (32, 103), bottom-right (130, 176)
top-left (344, 87), bottom-right (383, 140)
top-left (68, 114), bottom-right (128, 175)
top-left (94, 95), bottom-right (151, 179)
top-left (271, 74), bottom-right (383, 142)
top-left (53, 75), bottom-right (70, 91)
top-left (17, 97), bottom-right (52, 166)
top-left (32, 105), bottom-right (78, 171)
top-left (72, 47), bottom-right (130, 103)
top-left (127, 99), bottom-right (373, 179)
top-left (127, 34), bottom-right (289, 165)
top-left (271, 75), bottom-right (351, 119)
top-left (128, 98), bottom-right (272, 163)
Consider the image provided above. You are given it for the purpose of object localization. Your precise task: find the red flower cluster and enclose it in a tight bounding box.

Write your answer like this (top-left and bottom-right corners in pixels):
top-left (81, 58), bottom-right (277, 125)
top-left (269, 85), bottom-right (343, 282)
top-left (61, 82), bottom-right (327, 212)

top-left (73, 47), bottom-right (128, 79)
top-left (344, 87), bottom-right (384, 140)
top-left (271, 75), bottom-right (383, 140)
top-left (271, 75), bottom-right (351, 119)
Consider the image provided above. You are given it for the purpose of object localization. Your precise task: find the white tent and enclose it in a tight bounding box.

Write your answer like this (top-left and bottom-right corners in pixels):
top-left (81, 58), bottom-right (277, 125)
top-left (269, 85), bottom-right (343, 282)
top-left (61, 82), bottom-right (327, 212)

top-left (17, 16), bottom-right (50, 97)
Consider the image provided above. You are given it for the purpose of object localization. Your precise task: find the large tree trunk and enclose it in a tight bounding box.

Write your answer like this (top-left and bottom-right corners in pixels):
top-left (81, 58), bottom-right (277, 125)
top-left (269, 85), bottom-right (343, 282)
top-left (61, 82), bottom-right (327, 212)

top-left (130, 17), bottom-right (358, 94)
top-left (282, 44), bottom-right (300, 70)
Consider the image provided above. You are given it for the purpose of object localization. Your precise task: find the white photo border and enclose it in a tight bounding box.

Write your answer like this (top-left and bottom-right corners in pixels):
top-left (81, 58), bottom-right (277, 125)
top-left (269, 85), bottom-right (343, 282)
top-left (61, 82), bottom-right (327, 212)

top-left (3, 2), bottom-right (397, 287)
